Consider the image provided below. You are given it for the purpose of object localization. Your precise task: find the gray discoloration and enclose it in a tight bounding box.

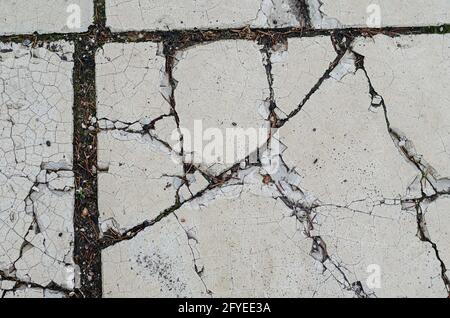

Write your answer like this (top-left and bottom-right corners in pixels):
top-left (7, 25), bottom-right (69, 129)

top-left (0, 0), bottom-right (93, 35)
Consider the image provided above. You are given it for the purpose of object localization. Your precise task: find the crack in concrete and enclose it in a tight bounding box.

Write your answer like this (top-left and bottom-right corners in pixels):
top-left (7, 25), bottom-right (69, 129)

top-left (0, 268), bottom-right (73, 297)
top-left (353, 46), bottom-right (450, 296)
top-left (2, 0), bottom-right (449, 298)
top-left (173, 213), bottom-right (213, 297)
top-left (277, 32), bottom-right (353, 127)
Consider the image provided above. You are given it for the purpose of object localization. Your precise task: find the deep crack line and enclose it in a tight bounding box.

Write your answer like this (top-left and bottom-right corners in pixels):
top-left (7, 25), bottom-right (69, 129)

top-left (1, 1), bottom-right (447, 299)
top-left (1, 24), bottom-right (450, 45)
top-left (0, 269), bottom-right (73, 297)
top-left (415, 202), bottom-right (450, 294)
top-left (354, 49), bottom-right (450, 296)
top-left (174, 213), bottom-right (213, 297)
top-left (297, 0), bottom-right (313, 28)
top-left (277, 32), bottom-right (353, 127)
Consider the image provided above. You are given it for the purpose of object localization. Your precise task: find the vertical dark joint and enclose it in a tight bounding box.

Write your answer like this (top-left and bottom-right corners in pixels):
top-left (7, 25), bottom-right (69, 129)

top-left (297, 0), bottom-right (313, 29)
top-left (94, 0), bottom-right (107, 28)
top-left (72, 0), bottom-right (107, 298)
top-left (73, 37), bottom-right (102, 298)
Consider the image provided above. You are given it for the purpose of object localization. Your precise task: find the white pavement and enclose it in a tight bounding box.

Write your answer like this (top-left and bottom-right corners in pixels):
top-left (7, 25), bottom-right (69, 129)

top-left (0, 41), bottom-right (75, 297)
top-left (0, 0), bottom-right (93, 35)
top-left (1, 1), bottom-right (450, 299)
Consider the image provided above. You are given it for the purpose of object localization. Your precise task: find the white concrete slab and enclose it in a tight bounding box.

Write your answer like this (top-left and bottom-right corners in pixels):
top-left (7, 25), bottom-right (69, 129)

top-left (354, 34), bottom-right (450, 177)
top-left (173, 40), bottom-right (270, 175)
top-left (106, 0), bottom-right (305, 31)
top-left (0, 0), bottom-right (93, 35)
top-left (308, 0), bottom-right (450, 28)
top-left (98, 130), bottom-right (183, 232)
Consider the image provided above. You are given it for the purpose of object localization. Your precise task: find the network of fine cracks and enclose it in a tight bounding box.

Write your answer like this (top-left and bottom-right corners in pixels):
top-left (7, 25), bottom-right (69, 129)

top-left (1, 0), bottom-right (450, 298)
top-left (1, 175), bottom-right (75, 297)
top-left (0, 41), bottom-right (76, 297)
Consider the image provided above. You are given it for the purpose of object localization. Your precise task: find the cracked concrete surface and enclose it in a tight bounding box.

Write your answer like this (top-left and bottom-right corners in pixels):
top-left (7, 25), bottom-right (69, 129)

top-left (100, 33), bottom-right (450, 297)
top-left (353, 35), bottom-right (450, 177)
top-left (0, 41), bottom-right (75, 297)
top-left (96, 42), bottom-right (169, 124)
top-left (103, 180), bottom-right (355, 297)
top-left (279, 71), bottom-right (419, 207)
top-left (426, 198), bottom-right (450, 269)
top-left (173, 40), bottom-right (270, 174)
top-left (270, 37), bottom-right (337, 115)
top-left (98, 131), bottom-right (182, 232)
top-left (1, 1), bottom-right (450, 299)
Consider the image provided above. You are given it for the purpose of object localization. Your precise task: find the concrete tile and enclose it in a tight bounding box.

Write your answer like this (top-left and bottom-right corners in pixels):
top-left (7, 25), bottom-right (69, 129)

top-left (173, 40), bottom-right (270, 175)
top-left (96, 42), bottom-right (170, 124)
top-left (0, 41), bottom-right (75, 293)
top-left (0, 0), bottom-right (93, 35)
top-left (98, 131), bottom-right (183, 232)
top-left (354, 34), bottom-right (450, 177)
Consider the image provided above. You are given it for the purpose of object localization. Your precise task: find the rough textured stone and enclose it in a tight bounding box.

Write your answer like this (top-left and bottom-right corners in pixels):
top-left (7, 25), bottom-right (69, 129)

top-left (0, 0), bottom-right (93, 35)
